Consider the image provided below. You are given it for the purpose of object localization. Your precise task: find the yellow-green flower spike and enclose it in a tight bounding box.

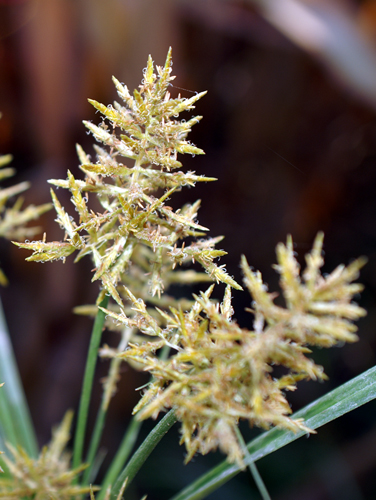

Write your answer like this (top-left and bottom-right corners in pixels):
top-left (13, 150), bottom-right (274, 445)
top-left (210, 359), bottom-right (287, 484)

top-left (102, 234), bottom-right (366, 468)
top-left (16, 49), bottom-right (239, 307)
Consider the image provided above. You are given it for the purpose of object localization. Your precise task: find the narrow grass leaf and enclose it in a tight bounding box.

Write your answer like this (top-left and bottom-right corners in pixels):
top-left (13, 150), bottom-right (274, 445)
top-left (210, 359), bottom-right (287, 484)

top-left (0, 298), bottom-right (38, 457)
top-left (170, 365), bottom-right (376, 500)
top-left (73, 294), bottom-right (109, 474)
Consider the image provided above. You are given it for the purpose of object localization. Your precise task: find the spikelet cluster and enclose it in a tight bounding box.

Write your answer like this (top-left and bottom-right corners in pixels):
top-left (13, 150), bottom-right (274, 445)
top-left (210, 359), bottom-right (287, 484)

top-left (101, 233), bottom-right (366, 467)
top-left (14, 49), bottom-right (240, 308)
top-left (0, 127), bottom-right (50, 285)
top-left (0, 412), bottom-right (95, 499)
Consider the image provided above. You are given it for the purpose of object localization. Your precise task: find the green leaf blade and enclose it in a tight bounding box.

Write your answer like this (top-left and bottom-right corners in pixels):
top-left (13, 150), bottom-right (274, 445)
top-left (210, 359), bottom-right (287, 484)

top-left (0, 299), bottom-right (38, 458)
top-left (170, 365), bottom-right (376, 500)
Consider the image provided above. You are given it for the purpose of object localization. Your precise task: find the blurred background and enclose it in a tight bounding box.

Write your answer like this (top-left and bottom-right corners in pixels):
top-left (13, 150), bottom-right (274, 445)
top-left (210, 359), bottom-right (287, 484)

top-left (1, 0), bottom-right (376, 498)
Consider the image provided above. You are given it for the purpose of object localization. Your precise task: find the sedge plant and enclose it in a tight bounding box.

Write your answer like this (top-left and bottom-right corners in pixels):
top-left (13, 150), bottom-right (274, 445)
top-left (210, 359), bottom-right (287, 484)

top-left (0, 49), bottom-right (371, 500)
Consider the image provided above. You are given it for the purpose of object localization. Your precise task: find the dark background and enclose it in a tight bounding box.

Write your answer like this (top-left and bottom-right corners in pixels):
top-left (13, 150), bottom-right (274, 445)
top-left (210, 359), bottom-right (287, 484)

top-left (1, 1), bottom-right (376, 499)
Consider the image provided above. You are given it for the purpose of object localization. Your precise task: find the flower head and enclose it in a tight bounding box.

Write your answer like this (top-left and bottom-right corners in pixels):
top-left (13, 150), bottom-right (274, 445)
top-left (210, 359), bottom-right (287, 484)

top-left (101, 233), bottom-right (366, 467)
top-left (15, 49), bottom-right (240, 307)
top-left (0, 412), bottom-right (96, 499)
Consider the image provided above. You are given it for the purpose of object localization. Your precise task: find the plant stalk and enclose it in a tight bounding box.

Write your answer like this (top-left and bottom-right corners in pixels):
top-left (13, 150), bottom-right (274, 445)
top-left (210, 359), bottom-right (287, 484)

top-left (72, 294), bottom-right (109, 473)
top-left (97, 417), bottom-right (142, 500)
top-left (110, 409), bottom-right (177, 500)
top-left (98, 341), bottom-right (171, 499)
top-left (234, 426), bottom-right (271, 500)
top-left (83, 328), bottom-right (131, 486)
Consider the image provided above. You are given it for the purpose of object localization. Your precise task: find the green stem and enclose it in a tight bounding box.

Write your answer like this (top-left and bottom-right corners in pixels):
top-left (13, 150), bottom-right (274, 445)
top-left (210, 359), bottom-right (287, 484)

top-left (97, 417), bottom-right (142, 500)
top-left (98, 341), bottom-right (171, 499)
top-left (72, 294), bottom-right (109, 473)
top-left (0, 298), bottom-right (38, 457)
top-left (82, 400), bottom-right (106, 485)
top-left (83, 329), bottom-right (130, 486)
top-left (234, 426), bottom-right (271, 500)
top-left (110, 409), bottom-right (177, 500)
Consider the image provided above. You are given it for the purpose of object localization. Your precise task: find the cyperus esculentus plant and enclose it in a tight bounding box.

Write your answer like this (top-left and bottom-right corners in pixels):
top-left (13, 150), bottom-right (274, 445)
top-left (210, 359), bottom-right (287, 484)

top-left (11, 49), bottom-right (368, 499)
